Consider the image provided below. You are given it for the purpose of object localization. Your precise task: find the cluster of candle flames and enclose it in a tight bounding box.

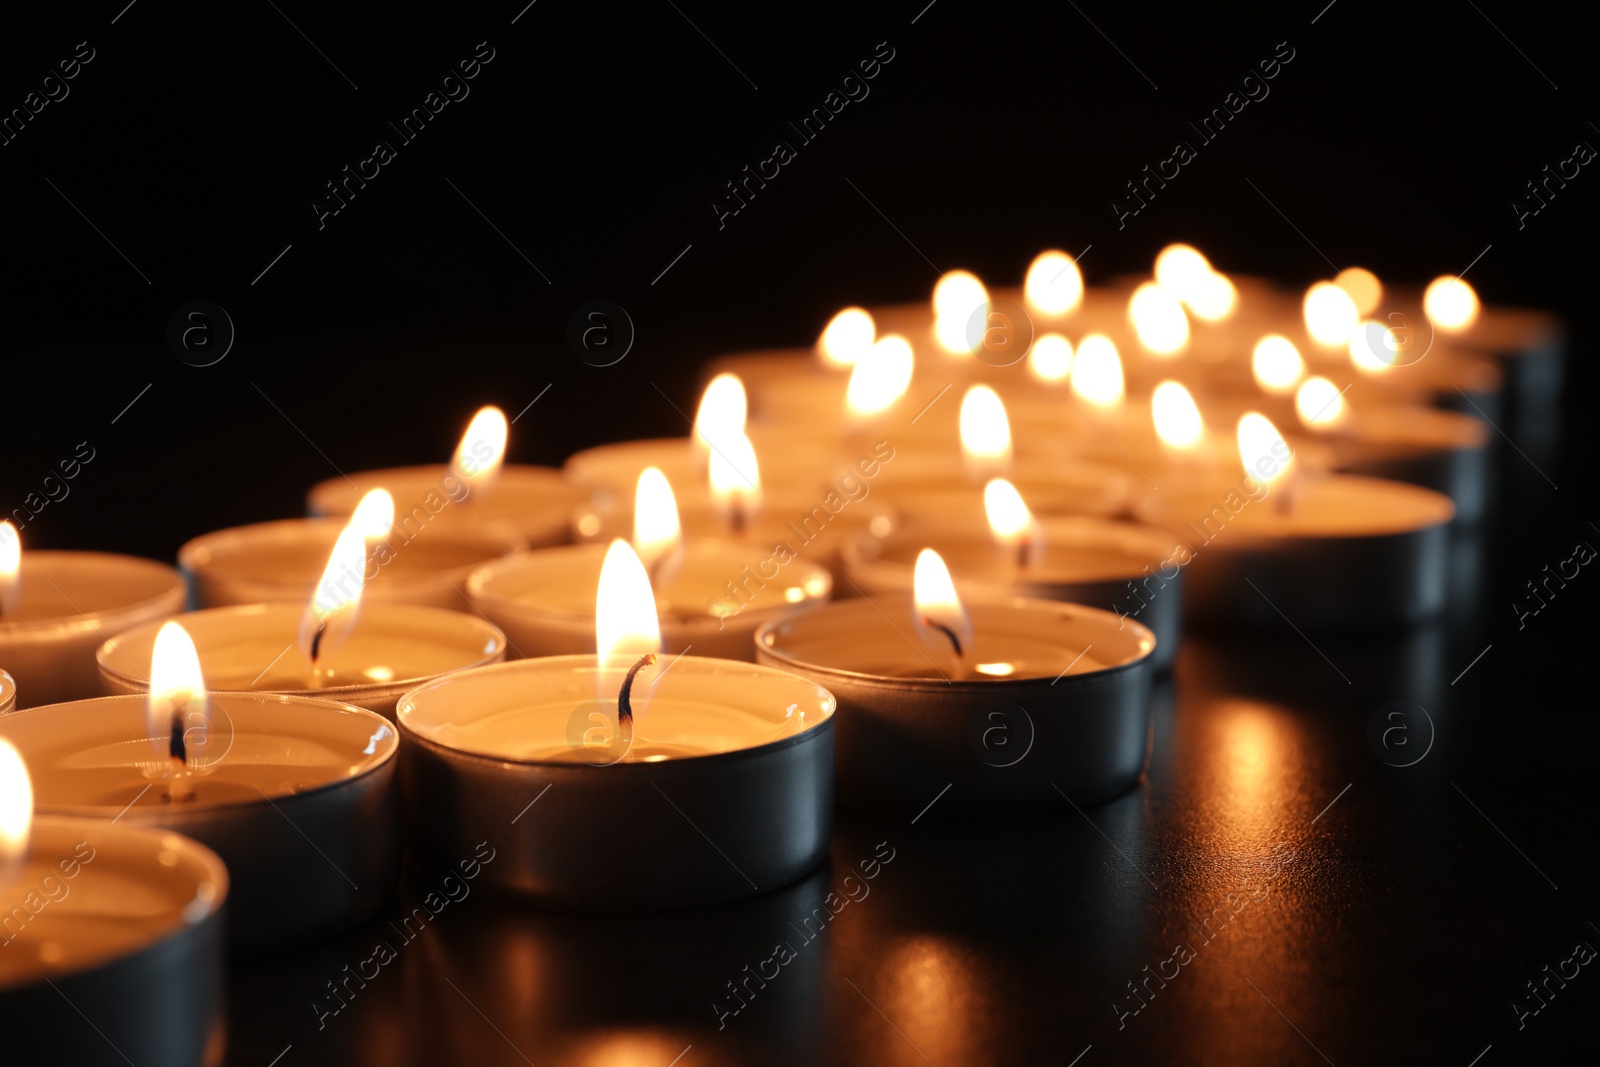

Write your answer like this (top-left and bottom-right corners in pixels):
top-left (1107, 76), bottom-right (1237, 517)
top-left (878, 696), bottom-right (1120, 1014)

top-left (0, 248), bottom-right (1485, 863)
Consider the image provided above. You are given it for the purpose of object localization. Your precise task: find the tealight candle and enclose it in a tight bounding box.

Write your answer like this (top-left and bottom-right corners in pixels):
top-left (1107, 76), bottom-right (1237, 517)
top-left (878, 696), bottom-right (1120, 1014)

top-left (470, 490), bottom-right (832, 659)
top-left (306, 405), bottom-right (591, 547)
top-left (2, 624), bottom-right (400, 956)
top-left (1133, 413), bottom-right (1455, 627)
top-left (1294, 380), bottom-right (1491, 524)
top-left (179, 516), bottom-right (520, 612)
top-left (97, 602), bottom-right (506, 718)
top-left (0, 523), bottom-right (186, 709)
top-left (0, 742), bottom-right (228, 1066)
top-left (397, 547), bottom-right (835, 909)
top-left (755, 549), bottom-right (1158, 812)
top-left (571, 466), bottom-right (893, 579)
top-left (843, 481), bottom-right (1183, 669)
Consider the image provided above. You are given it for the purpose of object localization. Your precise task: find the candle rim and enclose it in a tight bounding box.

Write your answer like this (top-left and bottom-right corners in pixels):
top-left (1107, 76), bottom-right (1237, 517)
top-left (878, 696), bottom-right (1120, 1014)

top-left (0, 691), bottom-right (397, 816)
top-left (0, 550), bottom-right (185, 635)
top-left (395, 654), bottom-right (836, 768)
top-left (0, 813), bottom-right (228, 991)
top-left (754, 594), bottom-right (1156, 689)
top-left (96, 601), bottom-right (507, 697)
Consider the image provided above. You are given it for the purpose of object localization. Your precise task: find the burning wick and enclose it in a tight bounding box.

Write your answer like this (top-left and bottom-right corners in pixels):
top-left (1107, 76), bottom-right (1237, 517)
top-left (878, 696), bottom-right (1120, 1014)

top-left (918, 617), bottom-right (965, 658)
top-left (308, 620), bottom-right (328, 667)
top-left (166, 709), bottom-right (192, 803)
top-left (727, 500), bottom-right (747, 537)
top-left (1015, 536), bottom-right (1036, 571)
top-left (617, 653), bottom-right (656, 727)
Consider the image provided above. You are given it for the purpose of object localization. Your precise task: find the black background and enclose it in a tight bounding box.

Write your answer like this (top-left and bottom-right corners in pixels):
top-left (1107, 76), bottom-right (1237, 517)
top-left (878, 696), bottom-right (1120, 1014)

top-left (3, 1), bottom-right (1598, 1064)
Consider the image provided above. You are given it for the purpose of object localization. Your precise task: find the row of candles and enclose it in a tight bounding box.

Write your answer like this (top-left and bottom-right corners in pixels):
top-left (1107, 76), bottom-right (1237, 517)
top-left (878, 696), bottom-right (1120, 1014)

top-left (0, 245), bottom-right (1560, 1063)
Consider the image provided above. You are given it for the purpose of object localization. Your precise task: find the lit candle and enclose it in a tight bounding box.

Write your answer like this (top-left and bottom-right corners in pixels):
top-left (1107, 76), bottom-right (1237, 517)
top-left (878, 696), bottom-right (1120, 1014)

top-left (0, 740), bottom-right (229, 1064)
top-left (1294, 378), bottom-right (1491, 524)
top-left (572, 462), bottom-right (892, 577)
top-left (1132, 412), bottom-right (1456, 627)
top-left (307, 405), bottom-right (592, 548)
top-left (1, 623), bottom-right (401, 955)
top-left (841, 481), bottom-right (1183, 669)
top-left (0, 522), bottom-right (186, 709)
top-left (396, 550), bottom-right (836, 908)
top-left (180, 489), bottom-right (521, 613)
top-left (468, 496), bottom-right (832, 661)
top-left (756, 548), bottom-right (1158, 810)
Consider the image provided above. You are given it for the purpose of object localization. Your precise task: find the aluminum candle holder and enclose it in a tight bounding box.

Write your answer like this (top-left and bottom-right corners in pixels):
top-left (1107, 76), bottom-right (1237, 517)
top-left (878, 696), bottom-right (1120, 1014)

top-left (1134, 474), bottom-right (1455, 628)
top-left (755, 596), bottom-right (1158, 813)
top-left (96, 602), bottom-right (507, 719)
top-left (0, 551), bottom-right (186, 709)
top-left (0, 816), bottom-right (227, 1067)
top-left (0, 692), bottom-right (400, 957)
top-left (178, 517), bottom-right (523, 613)
top-left (841, 515), bottom-right (1184, 670)
top-left (396, 656), bottom-right (836, 910)
top-left (307, 463), bottom-right (591, 549)
top-left (467, 543), bottom-right (832, 661)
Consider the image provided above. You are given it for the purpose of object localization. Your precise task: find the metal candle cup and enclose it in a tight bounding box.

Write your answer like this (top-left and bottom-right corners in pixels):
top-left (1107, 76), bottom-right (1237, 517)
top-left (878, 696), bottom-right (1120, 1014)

top-left (0, 816), bottom-right (228, 1067)
top-left (570, 486), bottom-right (894, 579)
top-left (1319, 405), bottom-right (1491, 525)
top-left (0, 670), bottom-right (14, 713)
top-left (0, 692), bottom-right (399, 956)
top-left (1133, 474), bottom-right (1455, 627)
top-left (179, 517), bottom-right (522, 612)
top-left (755, 596), bottom-right (1157, 812)
top-left (96, 602), bottom-right (506, 719)
top-left (396, 656), bottom-right (836, 910)
top-left (0, 551), bottom-right (186, 709)
top-left (307, 464), bottom-right (589, 549)
top-left (841, 515), bottom-right (1183, 670)
top-left (467, 543), bottom-right (832, 662)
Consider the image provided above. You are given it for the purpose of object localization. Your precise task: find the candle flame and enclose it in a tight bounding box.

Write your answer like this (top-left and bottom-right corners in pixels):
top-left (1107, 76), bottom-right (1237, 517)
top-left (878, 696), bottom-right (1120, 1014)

top-left (1423, 275), bottom-right (1479, 332)
top-left (300, 524), bottom-right (367, 666)
top-left (1303, 282), bottom-right (1359, 347)
top-left (1151, 380), bottom-right (1204, 451)
top-left (693, 373), bottom-right (748, 457)
top-left (1155, 245), bottom-right (1236, 322)
top-left (845, 334), bottom-right (915, 417)
top-left (1295, 376), bottom-right (1349, 429)
top-left (1069, 335), bottom-right (1125, 409)
top-left (1252, 335), bottom-right (1306, 395)
top-left (348, 488), bottom-right (395, 541)
top-left (708, 431), bottom-right (762, 526)
top-left (984, 479), bottom-right (1044, 566)
top-left (451, 406), bottom-right (509, 497)
top-left (1129, 281), bottom-right (1190, 356)
top-left (633, 467), bottom-right (683, 576)
top-left (0, 739), bottom-right (31, 883)
top-left (1027, 333), bottom-right (1073, 382)
top-left (148, 621), bottom-right (207, 763)
top-left (912, 549), bottom-right (972, 661)
top-left (1334, 267), bottom-right (1383, 316)
top-left (1024, 250), bottom-right (1084, 316)
top-left (933, 270), bottom-right (988, 354)
top-left (1348, 319), bottom-right (1402, 375)
top-left (959, 385), bottom-right (1012, 481)
top-left (1238, 412), bottom-right (1295, 491)
top-left (0, 521), bottom-right (18, 617)
top-left (596, 539), bottom-right (662, 667)
top-left (818, 307), bottom-right (876, 368)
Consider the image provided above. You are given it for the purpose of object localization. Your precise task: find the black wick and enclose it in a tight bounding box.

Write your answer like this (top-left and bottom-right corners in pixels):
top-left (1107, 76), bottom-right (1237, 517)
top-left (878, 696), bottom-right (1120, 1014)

top-left (920, 617), bottom-right (964, 658)
top-left (308, 619), bottom-right (328, 665)
top-left (169, 710), bottom-right (187, 764)
top-left (617, 653), bottom-right (657, 726)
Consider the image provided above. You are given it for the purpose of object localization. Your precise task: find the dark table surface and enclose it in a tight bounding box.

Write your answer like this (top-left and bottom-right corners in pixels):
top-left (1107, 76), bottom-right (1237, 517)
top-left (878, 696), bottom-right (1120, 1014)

top-left (217, 445), bottom-right (1594, 1067)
